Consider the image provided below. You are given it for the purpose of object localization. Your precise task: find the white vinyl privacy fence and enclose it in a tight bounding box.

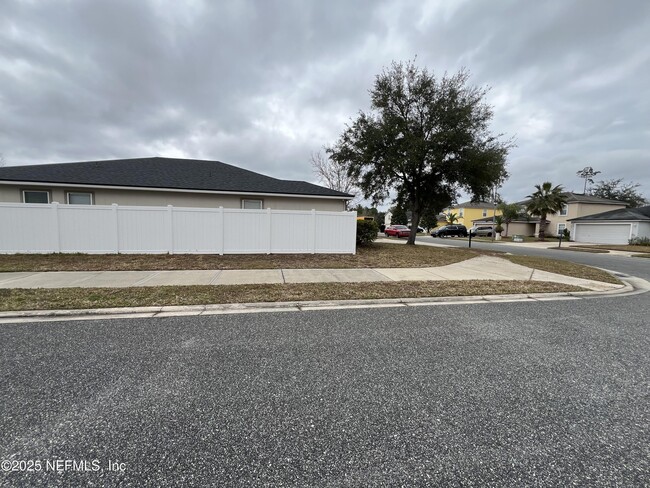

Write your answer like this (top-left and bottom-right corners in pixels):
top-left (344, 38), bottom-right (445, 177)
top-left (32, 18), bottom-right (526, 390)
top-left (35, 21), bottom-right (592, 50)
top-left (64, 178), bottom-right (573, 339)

top-left (0, 203), bottom-right (357, 254)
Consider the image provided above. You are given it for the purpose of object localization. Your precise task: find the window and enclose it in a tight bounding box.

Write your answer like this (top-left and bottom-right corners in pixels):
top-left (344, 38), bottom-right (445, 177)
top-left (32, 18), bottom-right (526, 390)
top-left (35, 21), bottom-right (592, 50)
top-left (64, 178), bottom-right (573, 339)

top-left (22, 190), bottom-right (50, 204)
top-left (559, 204), bottom-right (568, 216)
top-left (482, 209), bottom-right (488, 217)
top-left (458, 209), bottom-right (464, 217)
top-left (67, 192), bottom-right (93, 205)
top-left (241, 199), bottom-right (263, 209)
top-left (557, 223), bottom-right (566, 236)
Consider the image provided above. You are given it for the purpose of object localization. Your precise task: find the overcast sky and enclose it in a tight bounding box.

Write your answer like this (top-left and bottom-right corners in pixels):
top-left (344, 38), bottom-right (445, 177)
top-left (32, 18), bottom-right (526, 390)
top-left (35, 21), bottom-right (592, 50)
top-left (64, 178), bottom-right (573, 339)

top-left (1, 0), bottom-right (648, 205)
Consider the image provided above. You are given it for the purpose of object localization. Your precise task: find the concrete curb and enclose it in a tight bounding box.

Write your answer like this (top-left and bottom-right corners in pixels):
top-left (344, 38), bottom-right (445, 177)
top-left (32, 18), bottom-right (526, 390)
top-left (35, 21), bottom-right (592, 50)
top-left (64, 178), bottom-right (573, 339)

top-left (0, 275), bottom-right (646, 324)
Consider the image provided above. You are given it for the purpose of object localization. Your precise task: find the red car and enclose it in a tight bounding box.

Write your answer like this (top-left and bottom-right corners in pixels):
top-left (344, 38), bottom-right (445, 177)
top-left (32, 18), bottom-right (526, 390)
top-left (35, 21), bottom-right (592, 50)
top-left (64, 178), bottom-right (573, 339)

top-left (384, 225), bottom-right (411, 238)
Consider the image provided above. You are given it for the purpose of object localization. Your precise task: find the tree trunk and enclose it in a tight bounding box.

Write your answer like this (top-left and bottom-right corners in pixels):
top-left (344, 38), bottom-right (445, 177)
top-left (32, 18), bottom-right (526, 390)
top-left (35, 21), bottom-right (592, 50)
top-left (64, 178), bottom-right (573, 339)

top-left (407, 210), bottom-right (420, 245)
top-left (504, 222), bottom-right (510, 237)
top-left (538, 215), bottom-right (546, 241)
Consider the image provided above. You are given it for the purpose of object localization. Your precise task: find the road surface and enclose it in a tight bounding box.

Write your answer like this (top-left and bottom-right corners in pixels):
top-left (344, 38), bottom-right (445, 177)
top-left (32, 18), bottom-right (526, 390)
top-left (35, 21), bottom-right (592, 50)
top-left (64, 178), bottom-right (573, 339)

top-left (1, 293), bottom-right (648, 485)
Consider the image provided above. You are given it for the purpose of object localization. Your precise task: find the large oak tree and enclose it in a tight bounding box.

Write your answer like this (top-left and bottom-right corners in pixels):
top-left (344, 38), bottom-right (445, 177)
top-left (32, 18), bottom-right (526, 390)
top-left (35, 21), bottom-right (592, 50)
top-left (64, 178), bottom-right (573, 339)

top-left (591, 178), bottom-right (647, 208)
top-left (328, 61), bottom-right (511, 245)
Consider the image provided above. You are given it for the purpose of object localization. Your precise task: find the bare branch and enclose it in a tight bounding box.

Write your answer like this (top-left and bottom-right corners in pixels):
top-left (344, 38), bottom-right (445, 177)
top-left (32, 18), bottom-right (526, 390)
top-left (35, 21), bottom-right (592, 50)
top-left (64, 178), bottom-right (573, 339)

top-left (310, 150), bottom-right (360, 208)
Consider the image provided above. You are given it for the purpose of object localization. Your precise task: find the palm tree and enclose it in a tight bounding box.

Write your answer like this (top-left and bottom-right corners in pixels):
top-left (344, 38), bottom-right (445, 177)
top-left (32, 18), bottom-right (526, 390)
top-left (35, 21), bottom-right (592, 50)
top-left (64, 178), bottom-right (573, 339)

top-left (526, 182), bottom-right (567, 240)
top-left (445, 212), bottom-right (459, 225)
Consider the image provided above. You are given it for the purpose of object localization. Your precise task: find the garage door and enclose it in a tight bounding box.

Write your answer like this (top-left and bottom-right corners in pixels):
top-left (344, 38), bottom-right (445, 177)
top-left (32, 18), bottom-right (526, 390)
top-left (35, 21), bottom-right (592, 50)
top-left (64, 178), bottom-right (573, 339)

top-left (573, 223), bottom-right (631, 244)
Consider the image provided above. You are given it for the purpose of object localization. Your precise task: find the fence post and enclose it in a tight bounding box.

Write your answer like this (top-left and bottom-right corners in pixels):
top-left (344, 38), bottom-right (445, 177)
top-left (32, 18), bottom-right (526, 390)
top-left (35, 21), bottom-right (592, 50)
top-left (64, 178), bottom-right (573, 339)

top-left (310, 209), bottom-right (316, 254)
top-left (112, 203), bottom-right (119, 254)
top-left (218, 206), bottom-right (224, 255)
top-left (351, 212), bottom-right (356, 255)
top-left (167, 205), bottom-right (174, 254)
top-left (267, 207), bottom-right (272, 254)
top-left (51, 202), bottom-right (61, 253)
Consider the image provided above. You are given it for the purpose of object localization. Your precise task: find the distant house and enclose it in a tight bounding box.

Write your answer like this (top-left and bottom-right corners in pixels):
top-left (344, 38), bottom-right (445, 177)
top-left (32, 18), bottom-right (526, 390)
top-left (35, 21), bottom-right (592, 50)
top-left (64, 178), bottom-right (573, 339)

top-left (442, 201), bottom-right (501, 227)
top-left (569, 205), bottom-right (650, 244)
top-left (470, 215), bottom-right (538, 237)
top-left (384, 210), bottom-right (423, 229)
top-left (384, 211), bottom-right (392, 226)
top-left (518, 192), bottom-right (626, 237)
top-left (0, 157), bottom-right (352, 211)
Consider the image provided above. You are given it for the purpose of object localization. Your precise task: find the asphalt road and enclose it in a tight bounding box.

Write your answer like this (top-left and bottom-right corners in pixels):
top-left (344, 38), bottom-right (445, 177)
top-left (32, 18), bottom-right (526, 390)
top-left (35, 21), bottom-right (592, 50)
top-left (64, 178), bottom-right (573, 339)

top-left (420, 235), bottom-right (650, 280)
top-left (1, 295), bottom-right (649, 486)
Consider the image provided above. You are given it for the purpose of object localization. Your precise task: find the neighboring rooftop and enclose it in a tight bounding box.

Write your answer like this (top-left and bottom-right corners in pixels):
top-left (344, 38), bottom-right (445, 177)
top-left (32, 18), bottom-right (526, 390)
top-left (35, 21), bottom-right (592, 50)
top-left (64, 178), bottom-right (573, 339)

top-left (450, 201), bottom-right (495, 209)
top-left (568, 205), bottom-right (650, 222)
top-left (563, 192), bottom-right (626, 205)
top-left (0, 157), bottom-right (352, 198)
top-left (517, 192), bottom-right (625, 206)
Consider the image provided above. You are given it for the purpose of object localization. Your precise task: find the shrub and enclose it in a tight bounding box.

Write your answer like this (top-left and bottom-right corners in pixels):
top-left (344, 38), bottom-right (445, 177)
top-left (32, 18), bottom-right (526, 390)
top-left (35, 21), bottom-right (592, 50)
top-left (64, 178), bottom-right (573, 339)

top-left (562, 228), bottom-right (570, 239)
top-left (494, 215), bottom-right (504, 233)
top-left (629, 236), bottom-right (650, 246)
top-left (356, 220), bottom-right (379, 246)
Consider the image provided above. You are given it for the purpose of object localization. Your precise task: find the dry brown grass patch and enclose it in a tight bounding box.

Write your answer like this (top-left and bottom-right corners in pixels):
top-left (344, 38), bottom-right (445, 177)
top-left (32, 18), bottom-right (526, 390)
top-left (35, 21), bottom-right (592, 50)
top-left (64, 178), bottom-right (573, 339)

top-left (572, 244), bottom-right (650, 254)
top-left (0, 243), bottom-right (476, 272)
top-left (0, 281), bottom-right (585, 312)
top-left (503, 255), bottom-right (621, 284)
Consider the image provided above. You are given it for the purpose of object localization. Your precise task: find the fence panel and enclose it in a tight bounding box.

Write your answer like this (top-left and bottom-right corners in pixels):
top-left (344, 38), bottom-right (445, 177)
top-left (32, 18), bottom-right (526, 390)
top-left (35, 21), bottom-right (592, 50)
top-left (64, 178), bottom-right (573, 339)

top-left (117, 206), bottom-right (169, 253)
top-left (172, 207), bottom-right (221, 253)
top-left (223, 209), bottom-right (269, 253)
top-left (0, 203), bottom-right (356, 254)
top-left (0, 203), bottom-right (57, 252)
top-left (315, 211), bottom-right (357, 253)
top-left (58, 205), bottom-right (116, 252)
top-left (270, 210), bottom-right (312, 253)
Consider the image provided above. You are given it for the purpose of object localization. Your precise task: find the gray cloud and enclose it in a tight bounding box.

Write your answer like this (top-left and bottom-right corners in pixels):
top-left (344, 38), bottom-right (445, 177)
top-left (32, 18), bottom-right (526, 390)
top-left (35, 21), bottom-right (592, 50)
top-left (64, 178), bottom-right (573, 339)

top-left (1, 0), bottom-right (648, 203)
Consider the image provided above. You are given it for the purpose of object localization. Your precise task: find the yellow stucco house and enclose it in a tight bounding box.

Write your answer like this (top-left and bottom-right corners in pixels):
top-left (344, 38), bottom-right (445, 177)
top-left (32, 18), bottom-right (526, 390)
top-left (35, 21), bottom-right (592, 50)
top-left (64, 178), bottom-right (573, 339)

top-left (442, 201), bottom-right (502, 227)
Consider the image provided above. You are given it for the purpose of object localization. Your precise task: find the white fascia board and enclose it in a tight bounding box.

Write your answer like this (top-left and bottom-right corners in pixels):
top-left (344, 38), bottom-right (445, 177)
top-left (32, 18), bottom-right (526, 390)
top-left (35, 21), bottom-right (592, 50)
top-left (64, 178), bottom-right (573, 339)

top-left (0, 180), bottom-right (352, 200)
top-left (572, 220), bottom-right (647, 224)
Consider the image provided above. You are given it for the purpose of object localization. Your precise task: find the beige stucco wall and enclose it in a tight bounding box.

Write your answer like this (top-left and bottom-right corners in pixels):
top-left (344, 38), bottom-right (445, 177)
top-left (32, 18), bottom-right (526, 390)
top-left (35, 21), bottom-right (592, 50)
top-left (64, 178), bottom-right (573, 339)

top-left (0, 186), bottom-right (16, 203)
top-left (0, 184), bottom-right (346, 211)
top-left (502, 222), bottom-right (536, 237)
top-left (539, 202), bottom-right (626, 236)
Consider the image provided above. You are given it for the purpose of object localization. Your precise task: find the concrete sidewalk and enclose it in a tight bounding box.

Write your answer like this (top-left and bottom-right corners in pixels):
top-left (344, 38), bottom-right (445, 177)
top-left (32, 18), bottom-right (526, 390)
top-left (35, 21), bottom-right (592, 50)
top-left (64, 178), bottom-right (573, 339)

top-left (0, 255), bottom-right (623, 292)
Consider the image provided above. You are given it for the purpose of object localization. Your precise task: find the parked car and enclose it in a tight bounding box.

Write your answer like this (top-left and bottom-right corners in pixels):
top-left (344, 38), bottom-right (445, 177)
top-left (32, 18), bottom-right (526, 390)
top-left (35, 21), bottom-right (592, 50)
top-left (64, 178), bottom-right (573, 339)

top-left (469, 225), bottom-right (494, 237)
top-left (431, 225), bottom-right (468, 237)
top-left (384, 225), bottom-right (411, 238)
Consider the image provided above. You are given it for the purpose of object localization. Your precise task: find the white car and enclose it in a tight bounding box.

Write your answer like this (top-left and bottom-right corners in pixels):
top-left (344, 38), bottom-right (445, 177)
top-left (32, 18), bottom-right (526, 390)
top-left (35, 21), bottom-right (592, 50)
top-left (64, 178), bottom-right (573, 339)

top-left (469, 225), bottom-right (494, 237)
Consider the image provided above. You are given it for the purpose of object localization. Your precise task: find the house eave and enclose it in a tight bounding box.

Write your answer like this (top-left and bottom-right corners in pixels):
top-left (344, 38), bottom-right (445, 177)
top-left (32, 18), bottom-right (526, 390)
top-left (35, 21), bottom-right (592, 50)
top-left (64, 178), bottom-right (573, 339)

top-left (568, 219), bottom-right (650, 223)
top-left (0, 180), bottom-right (352, 200)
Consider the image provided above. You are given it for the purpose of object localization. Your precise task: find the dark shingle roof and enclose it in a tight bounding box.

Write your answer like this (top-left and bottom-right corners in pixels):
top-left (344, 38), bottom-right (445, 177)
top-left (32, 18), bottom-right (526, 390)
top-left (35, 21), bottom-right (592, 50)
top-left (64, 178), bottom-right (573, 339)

top-left (0, 157), bottom-right (352, 198)
top-left (563, 192), bottom-right (625, 204)
top-left (453, 201), bottom-right (494, 209)
top-left (568, 206), bottom-right (650, 222)
top-left (517, 192), bottom-right (625, 206)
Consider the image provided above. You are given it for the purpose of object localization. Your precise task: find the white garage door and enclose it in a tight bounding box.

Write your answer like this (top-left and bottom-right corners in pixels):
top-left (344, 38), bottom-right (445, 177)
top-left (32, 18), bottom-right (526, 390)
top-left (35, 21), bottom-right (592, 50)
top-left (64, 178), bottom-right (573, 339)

top-left (573, 223), bottom-right (631, 244)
